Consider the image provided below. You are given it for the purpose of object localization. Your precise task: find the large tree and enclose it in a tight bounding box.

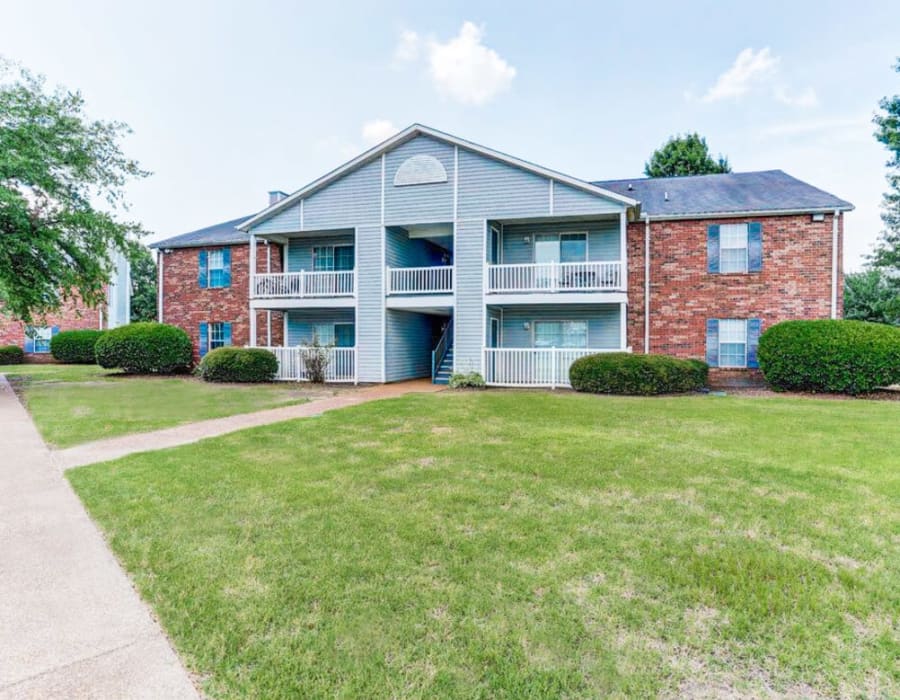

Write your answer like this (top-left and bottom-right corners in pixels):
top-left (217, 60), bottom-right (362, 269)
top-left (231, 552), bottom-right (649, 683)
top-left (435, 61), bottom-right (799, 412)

top-left (870, 58), bottom-right (900, 273)
top-left (644, 133), bottom-right (731, 178)
top-left (844, 269), bottom-right (900, 325)
top-left (0, 61), bottom-right (148, 322)
top-left (130, 245), bottom-right (156, 322)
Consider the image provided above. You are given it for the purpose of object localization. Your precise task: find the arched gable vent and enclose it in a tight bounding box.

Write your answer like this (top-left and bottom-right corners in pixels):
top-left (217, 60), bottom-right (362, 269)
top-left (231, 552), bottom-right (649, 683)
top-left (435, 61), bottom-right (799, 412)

top-left (393, 154), bottom-right (448, 186)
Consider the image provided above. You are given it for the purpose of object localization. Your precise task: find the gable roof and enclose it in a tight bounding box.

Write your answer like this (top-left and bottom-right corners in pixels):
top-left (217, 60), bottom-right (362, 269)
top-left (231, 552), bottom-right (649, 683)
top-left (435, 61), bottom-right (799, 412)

top-left (238, 124), bottom-right (639, 231)
top-left (149, 215), bottom-right (253, 250)
top-left (592, 170), bottom-right (853, 219)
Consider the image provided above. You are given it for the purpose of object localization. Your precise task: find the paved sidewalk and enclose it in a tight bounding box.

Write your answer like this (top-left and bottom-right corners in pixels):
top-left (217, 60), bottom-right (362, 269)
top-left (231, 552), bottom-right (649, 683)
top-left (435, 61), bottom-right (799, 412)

top-left (0, 375), bottom-right (200, 699)
top-left (53, 379), bottom-right (444, 470)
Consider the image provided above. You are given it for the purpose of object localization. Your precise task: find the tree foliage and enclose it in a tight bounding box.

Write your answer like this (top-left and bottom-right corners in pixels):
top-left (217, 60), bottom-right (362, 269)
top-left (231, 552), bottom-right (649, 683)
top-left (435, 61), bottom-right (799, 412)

top-left (644, 133), bottom-right (731, 178)
top-left (844, 270), bottom-right (900, 326)
top-left (0, 60), bottom-right (148, 322)
top-left (870, 59), bottom-right (900, 273)
top-left (130, 245), bottom-right (157, 322)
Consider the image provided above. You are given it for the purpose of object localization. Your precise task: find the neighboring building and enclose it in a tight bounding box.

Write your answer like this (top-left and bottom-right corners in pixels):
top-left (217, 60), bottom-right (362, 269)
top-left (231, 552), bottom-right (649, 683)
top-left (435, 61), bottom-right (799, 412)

top-left (0, 253), bottom-right (131, 360)
top-left (154, 124), bottom-right (852, 385)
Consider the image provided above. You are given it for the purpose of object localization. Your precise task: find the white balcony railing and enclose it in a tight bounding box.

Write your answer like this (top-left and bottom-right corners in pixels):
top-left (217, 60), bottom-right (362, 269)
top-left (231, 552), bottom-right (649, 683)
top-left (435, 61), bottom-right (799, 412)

top-left (386, 265), bottom-right (454, 294)
top-left (486, 261), bottom-right (623, 294)
top-left (253, 271), bottom-right (355, 299)
top-left (483, 347), bottom-right (620, 388)
top-left (261, 346), bottom-right (356, 383)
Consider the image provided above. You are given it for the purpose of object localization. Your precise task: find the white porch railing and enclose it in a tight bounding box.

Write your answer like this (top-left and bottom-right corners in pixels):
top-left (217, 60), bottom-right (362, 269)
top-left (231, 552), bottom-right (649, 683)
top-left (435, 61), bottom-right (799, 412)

top-left (252, 271), bottom-right (355, 299)
top-left (261, 346), bottom-right (357, 383)
top-left (386, 266), bottom-right (454, 294)
top-left (486, 261), bottom-right (623, 294)
top-left (483, 347), bottom-right (620, 388)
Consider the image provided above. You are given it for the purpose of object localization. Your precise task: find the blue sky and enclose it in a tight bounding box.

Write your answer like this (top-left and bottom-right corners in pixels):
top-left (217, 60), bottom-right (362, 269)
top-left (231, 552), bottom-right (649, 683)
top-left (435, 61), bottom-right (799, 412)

top-left (2, 0), bottom-right (898, 269)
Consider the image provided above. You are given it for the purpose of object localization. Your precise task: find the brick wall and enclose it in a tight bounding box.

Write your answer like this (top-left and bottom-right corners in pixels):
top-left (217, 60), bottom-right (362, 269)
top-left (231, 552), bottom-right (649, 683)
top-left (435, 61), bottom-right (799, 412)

top-left (626, 213), bottom-right (843, 371)
top-left (159, 242), bottom-right (284, 363)
top-left (0, 296), bottom-right (104, 360)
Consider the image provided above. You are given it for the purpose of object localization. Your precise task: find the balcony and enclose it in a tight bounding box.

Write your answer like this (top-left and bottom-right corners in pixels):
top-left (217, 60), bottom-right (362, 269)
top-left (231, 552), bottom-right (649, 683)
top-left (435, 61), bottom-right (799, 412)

top-left (262, 346), bottom-right (357, 383)
top-left (486, 261), bottom-right (623, 294)
top-left (386, 265), bottom-right (454, 295)
top-left (252, 271), bottom-right (355, 299)
top-left (483, 347), bottom-right (619, 388)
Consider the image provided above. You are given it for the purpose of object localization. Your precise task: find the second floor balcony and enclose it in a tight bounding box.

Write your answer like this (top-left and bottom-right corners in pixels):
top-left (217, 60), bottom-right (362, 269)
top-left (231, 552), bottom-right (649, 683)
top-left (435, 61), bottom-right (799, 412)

top-left (252, 270), bottom-right (355, 299)
top-left (386, 265), bottom-right (454, 295)
top-left (486, 261), bottom-right (624, 294)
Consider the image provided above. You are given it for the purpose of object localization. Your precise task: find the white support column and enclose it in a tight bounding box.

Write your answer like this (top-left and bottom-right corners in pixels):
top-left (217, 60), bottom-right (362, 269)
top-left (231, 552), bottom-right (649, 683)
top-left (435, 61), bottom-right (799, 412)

top-left (249, 234), bottom-right (257, 347)
top-left (266, 243), bottom-right (272, 345)
top-left (831, 210), bottom-right (840, 319)
top-left (157, 252), bottom-right (164, 323)
top-left (620, 301), bottom-right (628, 351)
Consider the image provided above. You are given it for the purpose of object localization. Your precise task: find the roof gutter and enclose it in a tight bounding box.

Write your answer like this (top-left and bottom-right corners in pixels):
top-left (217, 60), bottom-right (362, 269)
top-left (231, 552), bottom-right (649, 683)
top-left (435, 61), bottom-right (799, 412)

top-left (831, 209), bottom-right (841, 319)
top-left (643, 206), bottom-right (854, 222)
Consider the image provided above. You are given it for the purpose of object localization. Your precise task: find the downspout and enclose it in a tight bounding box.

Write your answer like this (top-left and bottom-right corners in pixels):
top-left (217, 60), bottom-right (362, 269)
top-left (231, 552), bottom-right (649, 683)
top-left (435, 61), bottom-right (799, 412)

top-left (831, 210), bottom-right (840, 319)
top-left (643, 212), bottom-right (651, 354)
top-left (265, 241), bottom-right (272, 346)
top-left (157, 251), bottom-right (164, 323)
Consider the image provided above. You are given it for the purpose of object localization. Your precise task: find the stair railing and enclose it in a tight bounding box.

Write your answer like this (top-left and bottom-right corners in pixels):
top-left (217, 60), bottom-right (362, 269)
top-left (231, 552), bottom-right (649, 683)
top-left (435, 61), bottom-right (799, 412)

top-left (431, 319), bottom-right (453, 382)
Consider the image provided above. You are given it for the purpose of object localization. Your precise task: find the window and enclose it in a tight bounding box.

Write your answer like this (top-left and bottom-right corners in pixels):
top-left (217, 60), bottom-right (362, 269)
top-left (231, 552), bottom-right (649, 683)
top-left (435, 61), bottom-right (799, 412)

top-left (719, 224), bottom-right (749, 273)
top-left (199, 247), bottom-right (231, 288)
top-left (534, 232), bottom-right (587, 264)
top-left (313, 245), bottom-right (354, 271)
top-left (533, 320), bottom-right (588, 348)
top-left (309, 323), bottom-right (355, 347)
top-left (26, 326), bottom-right (53, 353)
top-left (489, 225), bottom-right (500, 264)
top-left (209, 322), bottom-right (230, 351)
top-left (718, 319), bottom-right (748, 368)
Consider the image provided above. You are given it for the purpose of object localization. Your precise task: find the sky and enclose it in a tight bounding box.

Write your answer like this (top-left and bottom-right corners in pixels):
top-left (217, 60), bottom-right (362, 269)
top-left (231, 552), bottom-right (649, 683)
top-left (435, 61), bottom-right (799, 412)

top-left (2, 0), bottom-right (898, 270)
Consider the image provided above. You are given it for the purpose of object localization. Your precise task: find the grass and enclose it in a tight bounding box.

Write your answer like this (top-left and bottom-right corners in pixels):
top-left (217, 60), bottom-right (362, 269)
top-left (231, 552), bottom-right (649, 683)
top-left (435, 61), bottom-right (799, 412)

top-left (1, 363), bottom-right (309, 448)
top-left (68, 392), bottom-right (899, 698)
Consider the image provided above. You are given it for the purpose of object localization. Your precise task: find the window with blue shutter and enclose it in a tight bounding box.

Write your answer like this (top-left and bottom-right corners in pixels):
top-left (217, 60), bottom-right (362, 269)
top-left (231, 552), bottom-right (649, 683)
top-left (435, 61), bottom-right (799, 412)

top-left (707, 225), bottom-right (720, 273)
top-left (199, 322), bottom-right (209, 357)
top-left (705, 319), bottom-right (719, 367)
top-left (748, 223), bottom-right (763, 272)
top-left (198, 250), bottom-right (208, 288)
top-left (747, 319), bottom-right (762, 368)
top-left (222, 322), bottom-right (232, 347)
top-left (221, 247), bottom-right (232, 287)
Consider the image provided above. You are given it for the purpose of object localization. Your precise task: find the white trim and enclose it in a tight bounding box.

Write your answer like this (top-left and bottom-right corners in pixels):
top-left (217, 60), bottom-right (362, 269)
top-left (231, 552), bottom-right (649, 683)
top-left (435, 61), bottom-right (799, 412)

top-left (248, 234), bottom-right (257, 346)
top-left (453, 145), bottom-right (459, 222)
top-left (831, 210), bottom-right (840, 319)
top-left (487, 291), bottom-right (628, 306)
top-left (644, 206), bottom-right (853, 222)
top-left (283, 310), bottom-right (289, 344)
top-left (529, 231), bottom-right (589, 264)
top-left (237, 124), bottom-right (639, 231)
top-left (531, 318), bottom-right (590, 350)
top-left (385, 294), bottom-right (454, 310)
top-left (619, 210), bottom-right (628, 294)
top-left (619, 301), bottom-right (627, 351)
top-left (643, 213), bottom-right (650, 354)
top-left (250, 297), bottom-right (356, 311)
top-left (380, 154), bottom-right (387, 383)
top-left (157, 252), bottom-right (164, 323)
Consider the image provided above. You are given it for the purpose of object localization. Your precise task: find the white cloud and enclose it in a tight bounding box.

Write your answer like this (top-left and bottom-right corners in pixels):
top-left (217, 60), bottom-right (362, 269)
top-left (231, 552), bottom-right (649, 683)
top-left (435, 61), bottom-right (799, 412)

top-left (394, 22), bottom-right (516, 105)
top-left (774, 85), bottom-right (819, 108)
top-left (361, 119), bottom-right (399, 146)
top-left (701, 47), bottom-right (780, 102)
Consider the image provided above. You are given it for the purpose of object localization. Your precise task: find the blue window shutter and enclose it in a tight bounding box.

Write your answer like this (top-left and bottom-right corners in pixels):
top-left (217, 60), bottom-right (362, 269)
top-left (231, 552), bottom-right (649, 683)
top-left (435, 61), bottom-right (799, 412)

top-left (198, 250), bottom-right (208, 288)
top-left (222, 247), bottom-right (232, 287)
top-left (707, 225), bottom-right (720, 273)
top-left (24, 332), bottom-right (34, 353)
top-left (199, 322), bottom-right (209, 357)
top-left (747, 318), bottom-right (762, 368)
top-left (51, 326), bottom-right (60, 336)
top-left (705, 319), bottom-right (719, 367)
top-left (223, 322), bottom-right (232, 347)
top-left (748, 222), bottom-right (763, 272)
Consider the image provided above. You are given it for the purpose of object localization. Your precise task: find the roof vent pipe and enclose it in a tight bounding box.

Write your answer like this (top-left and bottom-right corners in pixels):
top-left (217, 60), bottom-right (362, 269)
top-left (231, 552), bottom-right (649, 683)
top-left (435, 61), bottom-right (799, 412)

top-left (627, 183), bottom-right (633, 191)
top-left (664, 191), bottom-right (669, 201)
top-left (268, 190), bottom-right (288, 206)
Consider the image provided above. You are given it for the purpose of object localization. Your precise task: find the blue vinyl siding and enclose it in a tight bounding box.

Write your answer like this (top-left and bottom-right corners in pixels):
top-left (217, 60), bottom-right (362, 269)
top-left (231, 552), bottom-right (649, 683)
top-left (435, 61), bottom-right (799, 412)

top-left (501, 220), bottom-right (620, 264)
top-left (252, 204), bottom-right (302, 235)
top-left (286, 233), bottom-right (354, 272)
top-left (384, 136), bottom-right (455, 224)
top-left (499, 305), bottom-right (621, 349)
top-left (453, 219), bottom-right (486, 372)
top-left (355, 224), bottom-right (383, 382)
top-left (457, 149), bottom-right (549, 220)
top-left (303, 159), bottom-right (382, 230)
top-left (553, 182), bottom-right (622, 216)
top-left (385, 310), bottom-right (434, 381)
top-left (286, 309), bottom-right (355, 345)
top-left (385, 227), bottom-right (448, 268)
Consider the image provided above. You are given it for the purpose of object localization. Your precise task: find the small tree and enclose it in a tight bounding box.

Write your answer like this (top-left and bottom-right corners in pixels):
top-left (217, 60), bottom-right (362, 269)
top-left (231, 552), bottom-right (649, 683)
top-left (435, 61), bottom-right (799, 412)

top-left (130, 246), bottom-right (157, 322)
top-left (844, 270), bottom-right (900, 326)
top-left (644, 133), bottom-right (731, 178)
top-left (302, 333), bottom-right (331, 384)
top-left (870, 58), bottom-right (900, 275)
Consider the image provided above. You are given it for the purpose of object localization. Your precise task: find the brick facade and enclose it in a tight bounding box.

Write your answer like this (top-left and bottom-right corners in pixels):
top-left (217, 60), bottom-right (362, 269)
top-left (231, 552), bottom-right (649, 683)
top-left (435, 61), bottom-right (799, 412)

top-left (626, 213), bottom-right (843, 379)
top-left (159, 242), bottom-right (284, 363)
top-left (0, 296), bottom-right (105, 360)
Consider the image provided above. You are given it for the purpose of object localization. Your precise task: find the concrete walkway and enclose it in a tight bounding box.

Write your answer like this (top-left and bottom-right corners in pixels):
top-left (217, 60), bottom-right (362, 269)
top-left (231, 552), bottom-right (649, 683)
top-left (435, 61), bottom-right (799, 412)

top-left (52, 379), bottom-right (444, 471)
top-left (0, 375), bottom-right (200, 699)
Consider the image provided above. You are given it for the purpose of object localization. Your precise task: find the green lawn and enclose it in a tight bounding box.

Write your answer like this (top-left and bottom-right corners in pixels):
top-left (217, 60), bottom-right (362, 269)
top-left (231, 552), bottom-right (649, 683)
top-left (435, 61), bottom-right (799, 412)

top-left (68, 392), bottom-right (899, 698)
top-left (1, 363), bottom-right (309, 448)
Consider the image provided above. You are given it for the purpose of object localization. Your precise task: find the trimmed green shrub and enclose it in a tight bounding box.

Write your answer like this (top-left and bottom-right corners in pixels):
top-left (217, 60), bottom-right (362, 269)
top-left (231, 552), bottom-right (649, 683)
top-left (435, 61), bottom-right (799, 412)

top-left (95, 322), bottom-right (192, 374)
top-left (198, 347), bottom-right (278, 383)
top-left (569, 352), bottom-right (708, 395)
top-left (50, 329), bottom-right (105, 364)
top-left (0, 345), bottom-right (25, 364)
top-left (448, 371), bottom-right (486, 389)
top-left (758, 319), bottom-right (900, 394)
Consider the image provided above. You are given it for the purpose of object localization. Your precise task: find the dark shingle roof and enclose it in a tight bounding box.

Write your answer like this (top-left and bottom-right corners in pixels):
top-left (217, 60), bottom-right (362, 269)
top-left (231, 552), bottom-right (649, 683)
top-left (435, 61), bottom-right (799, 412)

top-left (149, 215), bottom-right (253, 249)
top-left (592, 170), bottom-right (853, 218)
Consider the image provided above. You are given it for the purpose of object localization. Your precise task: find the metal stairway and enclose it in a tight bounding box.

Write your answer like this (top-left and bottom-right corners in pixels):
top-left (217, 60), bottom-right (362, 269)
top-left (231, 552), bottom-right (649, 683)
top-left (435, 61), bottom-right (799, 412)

top-left (431, 320), bottom-right (453, 385)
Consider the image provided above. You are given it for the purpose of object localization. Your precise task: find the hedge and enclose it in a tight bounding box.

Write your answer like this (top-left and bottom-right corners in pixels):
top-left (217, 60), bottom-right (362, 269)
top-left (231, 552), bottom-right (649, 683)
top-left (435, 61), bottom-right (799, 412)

top-left (197, 347), bottom-right (278, 383)
top-left (758, 319), bottom-right (900, 394)
top-left (95, 322), bottom-right (192, 374)
top-left (50, 329), bottom-right (105, 364)
top-left (569, 352), bottom-right (708, 395)
top-left (0, 345), bottom-right (25, 364)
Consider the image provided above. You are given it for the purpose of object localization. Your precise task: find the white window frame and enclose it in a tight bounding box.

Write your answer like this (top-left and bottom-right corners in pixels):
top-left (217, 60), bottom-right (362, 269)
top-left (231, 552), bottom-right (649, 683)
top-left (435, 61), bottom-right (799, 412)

top-left (718, 319), bottom-right (748, 368)
top-left (532, 319), bottom-right (589, 349)
top-left (27, 326), bottom-right (52, 354)
top-left (719, 223), bottom-right (749, 274)
top-left (207, 249), bottom-right (227, 287)
top-left (532, 232), bottom-right (589, 264)
top-left (308, 322), bottom-right (355, 347)
top-left (209, 322), bottom-right (227, 351)
top-left (312, 244), bottom-right (354, 272)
